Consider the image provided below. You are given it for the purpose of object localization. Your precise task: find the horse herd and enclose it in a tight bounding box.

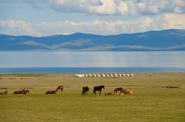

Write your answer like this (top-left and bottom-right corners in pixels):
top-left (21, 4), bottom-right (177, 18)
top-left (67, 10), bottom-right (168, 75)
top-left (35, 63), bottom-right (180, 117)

top-left (0, 85), bottom-right (133, 96)
top-left (81, 85), bottom-right (133, 96)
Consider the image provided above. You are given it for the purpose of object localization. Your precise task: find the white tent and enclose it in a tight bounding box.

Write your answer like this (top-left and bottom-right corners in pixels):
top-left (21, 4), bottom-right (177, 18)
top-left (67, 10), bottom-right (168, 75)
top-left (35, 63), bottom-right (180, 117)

top-left (75, 74), bottom-right (84, 78)
top-left (101, 74), bottom-right (106, 77)
top-left (97, 74), bottom-right (101, 77)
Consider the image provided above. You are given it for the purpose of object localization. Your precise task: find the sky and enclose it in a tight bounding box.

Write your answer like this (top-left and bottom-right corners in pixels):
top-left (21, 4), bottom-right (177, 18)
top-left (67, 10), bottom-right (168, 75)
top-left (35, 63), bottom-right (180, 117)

top-left (0, 0), bottom-right (185, 36)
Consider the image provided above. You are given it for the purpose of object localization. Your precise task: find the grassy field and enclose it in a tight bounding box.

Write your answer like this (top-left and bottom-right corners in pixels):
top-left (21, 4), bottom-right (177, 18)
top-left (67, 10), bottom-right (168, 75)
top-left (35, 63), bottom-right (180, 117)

top-left (0, 73), bottom-right (185, 122)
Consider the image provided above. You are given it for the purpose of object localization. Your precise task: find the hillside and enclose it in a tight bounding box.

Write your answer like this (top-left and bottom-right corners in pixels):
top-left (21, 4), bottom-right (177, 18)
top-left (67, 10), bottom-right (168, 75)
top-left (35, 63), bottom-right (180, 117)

top-left (0, 29), bottom-right (185, 51)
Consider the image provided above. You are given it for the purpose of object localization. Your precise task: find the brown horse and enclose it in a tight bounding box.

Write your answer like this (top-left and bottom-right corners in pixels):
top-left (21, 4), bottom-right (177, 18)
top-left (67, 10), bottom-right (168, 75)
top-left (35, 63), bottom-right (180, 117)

top-left (13, 89), bottom-right (30, 94)
top-left (56, 85), bottom-right (63, 92)
top-left (123, 89), bottom-right (133, 94)
top-left (13, 90), bottom-right (22, 94)
top-left (119, 89), bottom-right (133, 95)
top-left (0, 90), bottom-right (8, 95)
top-left (114, 87), bottom-right (124, 95)
top-left (81, 86), bottom-right (89, 96)
top-left (22, 89), bottom-right (30, 94)
top-left (45, 89), bottom-right (57, 94)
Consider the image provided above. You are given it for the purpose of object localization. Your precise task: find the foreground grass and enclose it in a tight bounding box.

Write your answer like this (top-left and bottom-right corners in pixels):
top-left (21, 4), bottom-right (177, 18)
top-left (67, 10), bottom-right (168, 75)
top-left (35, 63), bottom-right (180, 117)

top-left (0, 73), bottom-right (185, 122)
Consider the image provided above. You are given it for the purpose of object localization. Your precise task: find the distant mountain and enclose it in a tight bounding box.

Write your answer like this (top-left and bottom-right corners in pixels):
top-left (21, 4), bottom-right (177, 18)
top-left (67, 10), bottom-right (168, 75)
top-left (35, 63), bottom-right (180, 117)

top-left (0, 29), bottom-right (185, 51)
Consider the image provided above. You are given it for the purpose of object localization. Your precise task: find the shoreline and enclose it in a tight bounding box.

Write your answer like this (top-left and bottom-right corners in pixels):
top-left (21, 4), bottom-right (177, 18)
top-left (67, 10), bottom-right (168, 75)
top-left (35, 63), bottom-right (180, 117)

top-left (0, 67), bottom-right (185, 74)
top-left (0, 72), bottom-right (185, 75)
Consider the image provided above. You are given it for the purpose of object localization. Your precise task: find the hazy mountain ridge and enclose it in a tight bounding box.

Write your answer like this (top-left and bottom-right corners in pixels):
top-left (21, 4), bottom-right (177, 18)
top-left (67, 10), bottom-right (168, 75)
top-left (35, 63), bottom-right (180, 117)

top-left (0, 29), bottom-right (185, 51)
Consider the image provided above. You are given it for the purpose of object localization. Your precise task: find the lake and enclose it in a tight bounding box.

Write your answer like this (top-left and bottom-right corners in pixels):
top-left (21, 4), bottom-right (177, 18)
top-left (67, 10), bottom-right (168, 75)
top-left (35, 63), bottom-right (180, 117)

top-left (0, 51), bottom-right (185, 73)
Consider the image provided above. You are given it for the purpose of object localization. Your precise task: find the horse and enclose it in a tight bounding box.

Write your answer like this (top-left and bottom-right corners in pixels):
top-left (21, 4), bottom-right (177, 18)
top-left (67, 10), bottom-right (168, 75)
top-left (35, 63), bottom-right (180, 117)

top-left (0, 90), bottom-right (8, 95)
top-left (45, 89), bottom-right (57, 94)
top-left (81, 86), bottom-right (89, 96)
top-left (22, 89), bottom-right (30, 94)
top-left (114, 87), bottom-right (124, 95)
top-left (13, 90), bottom-right (22, 94)
top-left (123, 89), bottom-right (133, 95)
top-left (13, 89), bottom-right (29, 94)
top-left (119, 89), bottom-right (133, 95)
top-left (56, 85), bottom-right (64, 92)
top-left (93, 85), bottom-right (105, 95)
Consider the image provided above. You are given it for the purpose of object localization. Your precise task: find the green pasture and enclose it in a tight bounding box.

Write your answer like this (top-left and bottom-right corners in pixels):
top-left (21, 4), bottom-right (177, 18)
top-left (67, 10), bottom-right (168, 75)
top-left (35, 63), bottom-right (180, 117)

top-left (0, 73), bottom-right (185, 122)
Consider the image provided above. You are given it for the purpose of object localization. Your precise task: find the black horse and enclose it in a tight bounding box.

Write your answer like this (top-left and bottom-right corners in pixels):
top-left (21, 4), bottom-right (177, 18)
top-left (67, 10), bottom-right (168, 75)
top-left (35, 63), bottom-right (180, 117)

top-left (81, 86), bottom-right (89, 96)
top-left (93, 85), bottom-right (105, 95)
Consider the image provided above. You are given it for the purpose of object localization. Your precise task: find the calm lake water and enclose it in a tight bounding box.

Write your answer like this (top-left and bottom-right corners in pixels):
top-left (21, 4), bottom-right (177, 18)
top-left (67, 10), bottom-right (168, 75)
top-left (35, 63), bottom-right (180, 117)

top-left (0, 67), bottom-right (185, 74)
top-left (0, 51), bottom-right (185, 73)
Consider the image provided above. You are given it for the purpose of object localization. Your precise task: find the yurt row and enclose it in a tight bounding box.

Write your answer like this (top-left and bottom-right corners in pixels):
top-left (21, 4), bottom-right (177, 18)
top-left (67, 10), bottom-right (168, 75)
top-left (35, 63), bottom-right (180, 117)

top-left (75, 73), bottom-right (134, 78)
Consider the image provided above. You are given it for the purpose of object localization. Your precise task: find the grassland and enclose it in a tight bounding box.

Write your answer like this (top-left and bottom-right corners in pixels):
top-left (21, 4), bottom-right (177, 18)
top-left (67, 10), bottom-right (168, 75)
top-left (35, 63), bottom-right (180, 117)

top-left (0, 73), bottom-right (185, 122)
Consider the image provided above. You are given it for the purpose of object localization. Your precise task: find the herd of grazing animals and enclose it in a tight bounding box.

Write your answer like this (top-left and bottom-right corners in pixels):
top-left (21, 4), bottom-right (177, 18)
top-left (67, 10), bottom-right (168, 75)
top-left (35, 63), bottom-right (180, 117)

top-left (0, 85), bottom-right (133, 96)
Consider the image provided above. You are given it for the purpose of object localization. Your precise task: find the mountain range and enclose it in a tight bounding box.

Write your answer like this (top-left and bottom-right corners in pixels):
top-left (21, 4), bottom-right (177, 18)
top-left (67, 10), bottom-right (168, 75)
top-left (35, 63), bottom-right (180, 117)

top-left (0, 29), bottom-right (185, 51)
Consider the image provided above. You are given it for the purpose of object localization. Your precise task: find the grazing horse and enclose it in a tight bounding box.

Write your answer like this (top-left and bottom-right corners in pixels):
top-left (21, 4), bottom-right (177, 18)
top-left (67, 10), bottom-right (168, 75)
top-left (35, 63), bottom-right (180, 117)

top-left (0, 90), bottom-right (8, 95)
top-left (119, 89), bottom-right (133, 95)
top-left (81, 86), bottom-right (89, 96)
top-left (22, 89), bottom-right (30, 94)
top-left (123, 89), bottom-right (133, 95)
top-left (56, 85), bottom-right (64, 92)
top-left (45, 90), bottom-right (57, 94)
top-left (13, 90), bottom-right (22, 94)
top-left (93, 85), bottom-right (105, 95)
top-left (13, 89), bottom-right (29, 94)
top-left (114, 87), bottom-right (124, 95)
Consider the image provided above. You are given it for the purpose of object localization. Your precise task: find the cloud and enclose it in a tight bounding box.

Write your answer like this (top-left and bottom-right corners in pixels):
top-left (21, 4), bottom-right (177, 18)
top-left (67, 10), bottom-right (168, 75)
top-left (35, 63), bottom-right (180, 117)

top-left (141, 17), bottom-right (152, 29)
top-left (34, 0), bottom-right (129, 15)
top-left (127, 0), bottom-right (185, 15)
top-left (38, 18), bottom-right (153, 35)
top-left (160, 13), bottom-right (185, 29)
top-left (0, 19), bottom-right (40, 36)
top-left (117, 1), bottom-right (128, 14)
top-left (26, 0), bottom-right (185, 15)
top-left (0, 13), bottom-right (185, 36)
top-left (38, 14), bottom-right (185, 35)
